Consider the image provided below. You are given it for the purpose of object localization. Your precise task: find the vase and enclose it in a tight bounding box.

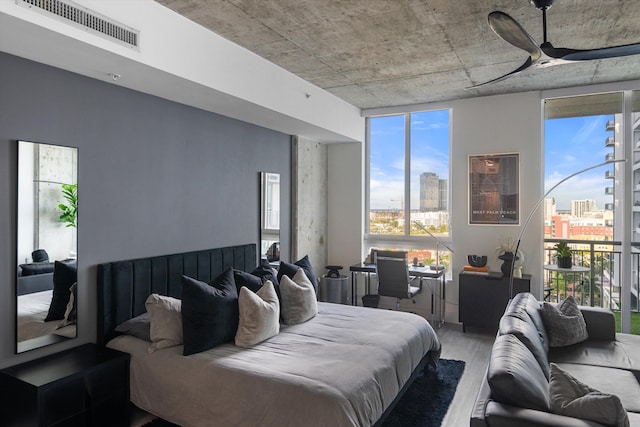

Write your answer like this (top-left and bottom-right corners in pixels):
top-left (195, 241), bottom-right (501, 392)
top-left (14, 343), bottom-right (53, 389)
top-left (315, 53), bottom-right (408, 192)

top-left (557, 256), bottom-right (572, 269)
top-left (499, 252), bottom-right (519, 277)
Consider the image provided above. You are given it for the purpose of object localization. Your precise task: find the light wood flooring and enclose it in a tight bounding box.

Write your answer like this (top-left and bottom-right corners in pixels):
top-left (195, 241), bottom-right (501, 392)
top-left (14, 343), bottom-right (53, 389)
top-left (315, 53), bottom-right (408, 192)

top-left (130, 322), bottom-right (495, 427)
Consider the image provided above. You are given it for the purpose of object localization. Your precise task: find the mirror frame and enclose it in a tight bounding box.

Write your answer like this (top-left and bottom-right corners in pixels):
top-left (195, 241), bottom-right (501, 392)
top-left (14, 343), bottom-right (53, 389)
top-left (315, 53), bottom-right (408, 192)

top-left (259, 172), bottom-right (280, 264)
top-left (16, 140), bottom-right (78, 353)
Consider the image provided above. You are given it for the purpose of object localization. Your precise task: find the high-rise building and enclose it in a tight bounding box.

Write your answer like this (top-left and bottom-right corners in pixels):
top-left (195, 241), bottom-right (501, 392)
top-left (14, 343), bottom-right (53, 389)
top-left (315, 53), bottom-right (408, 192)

top-left (571, 199), bottom-right (596, 218)
top-left (420, 172), bottom-right (447, 211)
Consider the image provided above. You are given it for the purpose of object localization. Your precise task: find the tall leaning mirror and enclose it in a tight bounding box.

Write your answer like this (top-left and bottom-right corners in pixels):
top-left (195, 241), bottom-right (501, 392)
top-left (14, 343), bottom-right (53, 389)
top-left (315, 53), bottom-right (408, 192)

top-left (17, 140), bottom-right (78, 353)
top-left (260, 172), bottom-right (280, 263)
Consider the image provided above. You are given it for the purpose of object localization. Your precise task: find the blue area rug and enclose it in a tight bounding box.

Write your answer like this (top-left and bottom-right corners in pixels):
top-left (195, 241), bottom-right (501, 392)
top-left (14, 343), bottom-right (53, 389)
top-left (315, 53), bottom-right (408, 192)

top-left (142, 358), bottom-right (465, 427)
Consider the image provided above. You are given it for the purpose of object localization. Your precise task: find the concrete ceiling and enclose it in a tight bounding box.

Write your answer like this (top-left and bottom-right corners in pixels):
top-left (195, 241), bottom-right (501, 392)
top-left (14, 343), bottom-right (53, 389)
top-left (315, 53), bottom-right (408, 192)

top-left (156, 0), bottom-right (640, 110)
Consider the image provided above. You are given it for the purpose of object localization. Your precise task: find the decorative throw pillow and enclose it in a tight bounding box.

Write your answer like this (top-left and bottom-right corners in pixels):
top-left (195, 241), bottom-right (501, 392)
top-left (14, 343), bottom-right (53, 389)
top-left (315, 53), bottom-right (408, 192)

top-left (541, 296), bottom-right (588, 347)
top-left (549, 363), bottom-right (629, 427)
top-left (45, 259), bottom-right (77, 321)
top-left (235, 281), bottom-right (280, 348)
top-left (115, 312), bottom-right (151, 341)
top-left (145, 294), bottom-right (183, 353)
top-left (280, 268), bottom-right (318, 325)
top-left (58, 283), bottom-right (77, 328)
top-left (252, 260), bottom-right (280, 285)
top-left (181, 268), bottom-right (239, 356)
top-left (277, 255), bottom-right (318, 293)
top-left (233, 269), bottom-right (263, 294)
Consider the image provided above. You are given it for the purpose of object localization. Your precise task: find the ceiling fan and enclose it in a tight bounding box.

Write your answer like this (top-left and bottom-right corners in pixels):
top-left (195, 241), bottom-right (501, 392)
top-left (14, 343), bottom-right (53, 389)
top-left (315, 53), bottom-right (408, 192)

top-left (470, 0), bottom-right (640, 88)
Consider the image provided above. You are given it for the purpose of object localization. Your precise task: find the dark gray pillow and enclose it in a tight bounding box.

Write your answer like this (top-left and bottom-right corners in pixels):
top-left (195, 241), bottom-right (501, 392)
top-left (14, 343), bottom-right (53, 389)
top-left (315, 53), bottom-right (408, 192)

top-left (541, 296), bottom-right (588, 347)
top-left (277, 255), bottom-right (318, 293)
top-left (233, 269), bottom-right (263, 294)
top-left (252, 261), bottom-right (279, 287)
top-left (45, 259), bottom-right (77, 321)
top-left (487, 334), bottom-right (550, 412)
top-left (181, 268), bottom-right (239, 356)
top-left (115, 313), bottom-right (151, 342)
top-left (549, 363), bottom-right (629, 427)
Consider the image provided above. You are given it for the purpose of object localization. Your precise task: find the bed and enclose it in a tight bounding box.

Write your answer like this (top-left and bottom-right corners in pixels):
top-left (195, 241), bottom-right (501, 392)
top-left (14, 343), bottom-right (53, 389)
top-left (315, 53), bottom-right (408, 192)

top-left (97, 244), bottom-right (442, 427)
top-left (17, 289), bottom-right (76, 342)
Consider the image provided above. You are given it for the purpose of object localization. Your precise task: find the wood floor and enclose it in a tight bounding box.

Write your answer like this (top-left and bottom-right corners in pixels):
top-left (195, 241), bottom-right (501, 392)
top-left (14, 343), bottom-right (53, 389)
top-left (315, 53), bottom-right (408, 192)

top-left (130, 322), bottom-right (495, 427)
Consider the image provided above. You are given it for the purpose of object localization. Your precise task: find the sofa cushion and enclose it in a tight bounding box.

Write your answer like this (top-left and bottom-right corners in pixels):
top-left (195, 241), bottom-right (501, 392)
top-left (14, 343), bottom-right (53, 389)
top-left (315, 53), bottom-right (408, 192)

top-left (542, 296), bottom-right (589, 347)
top-left (487, 334), bottom-right (550, 412)
top-left (555, 363), bottom-right (640, 413)
top-left (549, 363), bottom-right (630, 427)
top-left (549, 339), bottom-right (633, 371)
top-left (499, 315), bottom-right (550, 380)
top-left (505, 292), bottom-right (549, 352)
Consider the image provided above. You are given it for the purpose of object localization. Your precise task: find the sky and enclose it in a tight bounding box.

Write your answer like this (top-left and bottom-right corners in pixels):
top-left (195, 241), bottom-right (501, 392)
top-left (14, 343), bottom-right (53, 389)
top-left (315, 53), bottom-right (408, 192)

top-left (544, 115), bottom-right (614, 211)
top-left (369, 110), bottom-right (615, 212)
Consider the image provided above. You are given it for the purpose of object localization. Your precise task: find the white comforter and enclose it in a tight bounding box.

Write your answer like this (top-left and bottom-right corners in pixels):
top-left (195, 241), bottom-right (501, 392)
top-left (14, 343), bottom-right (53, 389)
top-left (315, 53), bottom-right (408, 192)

top-left (17, 290), bottom-right (76, 342)
top-left (108, 302), bottom-right (441, 427)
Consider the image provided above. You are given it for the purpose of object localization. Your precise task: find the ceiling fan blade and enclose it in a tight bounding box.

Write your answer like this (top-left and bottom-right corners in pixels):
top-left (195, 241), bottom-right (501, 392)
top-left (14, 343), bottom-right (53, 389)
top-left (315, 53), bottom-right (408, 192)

top-left (557, 42), bottom-right (640, 61)
top-left (466, 57), bottom-right (533, 89)
top-left (488, 11), bottom-right (542, 61)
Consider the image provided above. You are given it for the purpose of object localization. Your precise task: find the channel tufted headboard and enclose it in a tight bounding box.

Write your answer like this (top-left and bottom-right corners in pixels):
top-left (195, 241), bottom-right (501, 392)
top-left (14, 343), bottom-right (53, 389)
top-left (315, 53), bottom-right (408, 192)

top-left (97, 244), bottom-right (256, 346)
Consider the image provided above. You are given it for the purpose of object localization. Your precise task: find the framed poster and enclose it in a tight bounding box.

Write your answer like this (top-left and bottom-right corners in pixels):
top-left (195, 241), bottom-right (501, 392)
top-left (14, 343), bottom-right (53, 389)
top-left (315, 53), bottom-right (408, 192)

top-left (469, 153), bottom-right (519, 225)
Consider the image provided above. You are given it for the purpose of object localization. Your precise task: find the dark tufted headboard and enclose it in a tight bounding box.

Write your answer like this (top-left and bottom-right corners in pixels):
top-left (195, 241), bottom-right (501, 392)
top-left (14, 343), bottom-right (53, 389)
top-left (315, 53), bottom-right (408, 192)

top-left (97, 244), bottom-right (256, 346)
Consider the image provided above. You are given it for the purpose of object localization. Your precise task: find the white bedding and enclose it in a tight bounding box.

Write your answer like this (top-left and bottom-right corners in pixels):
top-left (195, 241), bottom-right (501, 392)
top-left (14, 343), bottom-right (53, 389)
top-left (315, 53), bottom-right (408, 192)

top-left (108, 302), bottom-right (441, 427)
top-left (17, 290), bottom-right (76, 342)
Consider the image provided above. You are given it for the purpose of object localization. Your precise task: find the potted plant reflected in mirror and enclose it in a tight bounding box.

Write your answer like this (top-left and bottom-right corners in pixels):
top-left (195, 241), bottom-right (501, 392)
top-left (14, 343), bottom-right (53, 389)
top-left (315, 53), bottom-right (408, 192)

top-left (554, 241), bottom-right (572, 269)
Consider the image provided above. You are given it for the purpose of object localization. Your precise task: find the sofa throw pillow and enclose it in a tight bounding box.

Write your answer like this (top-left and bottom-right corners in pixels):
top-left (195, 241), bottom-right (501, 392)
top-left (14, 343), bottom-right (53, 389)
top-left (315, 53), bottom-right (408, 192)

top-left (487, 334), bottom-right (550, 412)
top-left (45, 259), bottom-right (77, 321)
top-left (278, 255), bottom-right (318, 294)
top-left (115, 312), bottom-right (151, 342)
top-left (235, 281), bottom-right (280, 348)
top-left (280, 269), bottom-right (318, 325)
top-left (181, 268), bottom-right (239, 356)
top-left (145, 294), bottom-right (183, 353)
top-left (549, 363), bottom-right (629, 427)
top-left (541, 296), bottom-right (588, 347)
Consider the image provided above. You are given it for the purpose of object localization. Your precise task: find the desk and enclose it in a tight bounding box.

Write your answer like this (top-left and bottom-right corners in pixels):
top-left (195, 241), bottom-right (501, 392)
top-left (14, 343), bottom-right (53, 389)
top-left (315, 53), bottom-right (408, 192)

top-left (544, 264), bottom-right (590, 304)
top-left (349, 263), bottom-right (445, 327)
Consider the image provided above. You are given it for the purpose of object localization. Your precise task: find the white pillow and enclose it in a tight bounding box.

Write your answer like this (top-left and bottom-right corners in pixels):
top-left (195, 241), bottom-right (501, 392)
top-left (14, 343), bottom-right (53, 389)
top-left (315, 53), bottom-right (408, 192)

top-left (280, 268), bottom-right (318, 325)
top-left (549, 363), bottom-right (629, 427)
top-left (235, 280), bottom-right (280, 348)
top-left (145, 294), bottom-right (182, 354)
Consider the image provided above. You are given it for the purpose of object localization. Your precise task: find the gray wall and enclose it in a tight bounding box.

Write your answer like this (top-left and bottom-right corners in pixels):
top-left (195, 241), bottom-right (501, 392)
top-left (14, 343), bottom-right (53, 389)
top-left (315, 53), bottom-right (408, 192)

top-left (0, 52), bottom-right (291, 367)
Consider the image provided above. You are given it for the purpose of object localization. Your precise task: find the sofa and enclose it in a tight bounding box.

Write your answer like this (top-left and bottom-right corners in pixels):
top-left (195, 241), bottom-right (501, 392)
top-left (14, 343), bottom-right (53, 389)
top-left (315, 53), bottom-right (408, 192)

top-left (471, 292), bottom-right (640, 427)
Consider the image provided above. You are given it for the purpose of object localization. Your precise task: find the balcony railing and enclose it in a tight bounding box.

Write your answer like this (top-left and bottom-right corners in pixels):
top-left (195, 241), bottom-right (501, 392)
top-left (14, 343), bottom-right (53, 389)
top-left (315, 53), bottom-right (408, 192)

top-left (605, 136), bottom-right (615, 147)
top-left (606, 120), bottom-right (615, 131)
top-left (605, 170), bottom-right (614, 179)
top-left (543, 239), bottom-right (640, 312)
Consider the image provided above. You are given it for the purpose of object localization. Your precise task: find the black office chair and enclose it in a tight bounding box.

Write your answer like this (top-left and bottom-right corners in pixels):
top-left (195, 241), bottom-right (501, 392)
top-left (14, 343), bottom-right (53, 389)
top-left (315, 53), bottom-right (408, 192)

top-left (375, 254), bottom-right (422, 311)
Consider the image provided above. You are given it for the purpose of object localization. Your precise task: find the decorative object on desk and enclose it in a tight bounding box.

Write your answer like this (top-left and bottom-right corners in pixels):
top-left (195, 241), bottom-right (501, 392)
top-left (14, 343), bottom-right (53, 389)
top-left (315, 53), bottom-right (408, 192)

top-left (412, 257), bottom-right (419, 266)
top-left (553, 241), bottom-right (573, 269)
top-left (467, 255), bottom-right (487, 267)
top-left (463, 265), bottom-right (489, 275)
top-left (325, 265), bottom-right (343, 278)
top-left (513, 265), bottom-right (523, 278)
top-left (507, 159), bottom-right (625, 299)
top-left (498, 252), bottom-right (518, 277)
top-left (495, 236), bottom-right (524, 278)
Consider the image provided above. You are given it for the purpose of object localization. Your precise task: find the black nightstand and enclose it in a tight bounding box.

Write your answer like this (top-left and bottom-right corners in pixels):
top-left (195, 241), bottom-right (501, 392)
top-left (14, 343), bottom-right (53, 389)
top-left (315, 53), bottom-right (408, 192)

top-left (0, 343), bottom-right (130, 426)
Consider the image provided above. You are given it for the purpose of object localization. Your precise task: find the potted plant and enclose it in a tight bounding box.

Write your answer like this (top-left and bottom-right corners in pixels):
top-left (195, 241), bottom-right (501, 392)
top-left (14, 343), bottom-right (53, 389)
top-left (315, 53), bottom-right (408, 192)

top-left (554, 241), bottom-right (572, 268)
top-left (58, 183), bottom-right (77, 228)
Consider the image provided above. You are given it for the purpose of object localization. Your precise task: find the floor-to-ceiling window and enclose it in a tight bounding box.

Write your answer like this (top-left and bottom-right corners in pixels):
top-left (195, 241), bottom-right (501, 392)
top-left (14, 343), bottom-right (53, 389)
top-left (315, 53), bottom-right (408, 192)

top-left (366, 109), bottom-right (451, 269)
top-left (544, 91), bottom-right (639, 333)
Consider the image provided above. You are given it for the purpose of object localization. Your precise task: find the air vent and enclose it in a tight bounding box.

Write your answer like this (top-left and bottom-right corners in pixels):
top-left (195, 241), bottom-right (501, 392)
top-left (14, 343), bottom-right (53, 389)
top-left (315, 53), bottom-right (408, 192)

top-left (17, 0), bottom-right (139, 49)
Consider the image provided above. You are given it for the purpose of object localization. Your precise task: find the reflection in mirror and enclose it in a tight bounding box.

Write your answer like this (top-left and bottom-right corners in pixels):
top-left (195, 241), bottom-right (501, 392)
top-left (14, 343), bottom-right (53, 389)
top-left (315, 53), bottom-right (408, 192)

top-left (260, 172), bottom-right (280, 263)
top-left (17, 141), bottom-right (78, 353)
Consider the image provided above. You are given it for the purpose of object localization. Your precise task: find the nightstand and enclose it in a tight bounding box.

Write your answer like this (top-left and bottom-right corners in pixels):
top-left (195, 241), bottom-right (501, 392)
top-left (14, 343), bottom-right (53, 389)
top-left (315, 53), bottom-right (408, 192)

top-left (0, 343), bottom-right (130, 426)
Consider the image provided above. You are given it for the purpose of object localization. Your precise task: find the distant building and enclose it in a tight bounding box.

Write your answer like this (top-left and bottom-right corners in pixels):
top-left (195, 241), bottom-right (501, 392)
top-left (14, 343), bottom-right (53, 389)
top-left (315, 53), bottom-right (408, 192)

top-left (571, 199), bottom-right (596, 218)
top-left (420, 172), bottom-right (447, 211)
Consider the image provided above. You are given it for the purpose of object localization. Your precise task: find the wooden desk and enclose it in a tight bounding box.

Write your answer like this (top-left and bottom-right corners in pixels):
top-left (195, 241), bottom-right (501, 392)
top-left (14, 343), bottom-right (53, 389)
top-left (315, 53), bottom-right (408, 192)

top-left (350, 263), bottom-right (445, 327)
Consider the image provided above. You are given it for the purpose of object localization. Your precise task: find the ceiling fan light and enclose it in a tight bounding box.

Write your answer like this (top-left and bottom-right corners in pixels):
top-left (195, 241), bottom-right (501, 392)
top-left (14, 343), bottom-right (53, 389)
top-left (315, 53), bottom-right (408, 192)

top-left (531, 0), bottom-right (554, 10)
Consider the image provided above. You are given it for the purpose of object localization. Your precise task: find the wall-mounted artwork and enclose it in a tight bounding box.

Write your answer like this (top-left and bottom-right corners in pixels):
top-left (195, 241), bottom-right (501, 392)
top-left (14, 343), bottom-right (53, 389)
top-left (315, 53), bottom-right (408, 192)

top-left (469, 153), bottom-right (519, 225)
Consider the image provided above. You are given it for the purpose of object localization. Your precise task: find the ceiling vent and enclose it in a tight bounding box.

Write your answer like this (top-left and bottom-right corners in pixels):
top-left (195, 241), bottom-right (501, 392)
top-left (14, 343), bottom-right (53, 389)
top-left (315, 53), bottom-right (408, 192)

top-left (17, 0), bottom-right (139, 49)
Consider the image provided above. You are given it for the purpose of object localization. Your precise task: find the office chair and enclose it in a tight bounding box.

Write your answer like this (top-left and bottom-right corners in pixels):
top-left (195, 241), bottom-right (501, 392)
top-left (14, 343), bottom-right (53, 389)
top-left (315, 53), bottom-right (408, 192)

top-left (375, 254), bottom-right (422, 311)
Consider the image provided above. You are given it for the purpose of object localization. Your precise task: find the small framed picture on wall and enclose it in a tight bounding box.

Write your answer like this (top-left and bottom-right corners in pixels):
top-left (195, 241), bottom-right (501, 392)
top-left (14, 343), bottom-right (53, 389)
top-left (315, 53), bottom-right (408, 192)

top-left (469, 153), bottom-right (519, 225)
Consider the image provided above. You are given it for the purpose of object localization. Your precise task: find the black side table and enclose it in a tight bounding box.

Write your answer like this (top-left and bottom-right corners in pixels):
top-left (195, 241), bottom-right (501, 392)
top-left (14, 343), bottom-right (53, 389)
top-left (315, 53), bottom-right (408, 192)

top-left (0, 343), bottom-right (130, 426)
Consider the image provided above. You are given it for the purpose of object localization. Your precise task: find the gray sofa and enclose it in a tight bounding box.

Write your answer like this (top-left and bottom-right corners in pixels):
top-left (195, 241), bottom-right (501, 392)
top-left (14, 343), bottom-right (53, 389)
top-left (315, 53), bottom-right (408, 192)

top-left (471, 292), bottom-right (640, 426)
